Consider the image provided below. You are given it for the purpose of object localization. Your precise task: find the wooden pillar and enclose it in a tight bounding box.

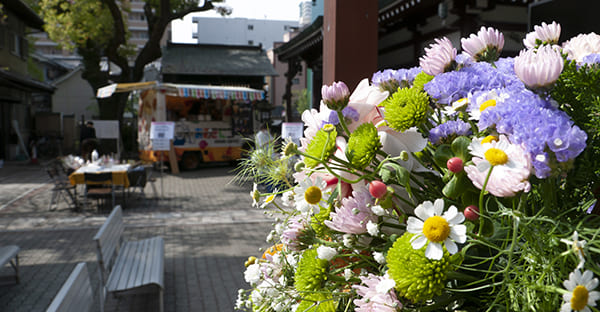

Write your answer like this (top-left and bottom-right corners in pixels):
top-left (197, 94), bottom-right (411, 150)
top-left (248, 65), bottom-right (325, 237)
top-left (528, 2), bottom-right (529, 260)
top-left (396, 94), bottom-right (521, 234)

top-left (323, 0), bottom-right (378, 90)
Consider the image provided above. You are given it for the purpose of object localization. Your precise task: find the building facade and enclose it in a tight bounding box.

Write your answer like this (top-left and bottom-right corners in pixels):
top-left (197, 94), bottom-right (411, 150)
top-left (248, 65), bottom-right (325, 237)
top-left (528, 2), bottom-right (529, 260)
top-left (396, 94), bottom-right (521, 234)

top-left (191, 17), bottom-right (298, 51)
top-left (0, 0), bottom-right (54, 160)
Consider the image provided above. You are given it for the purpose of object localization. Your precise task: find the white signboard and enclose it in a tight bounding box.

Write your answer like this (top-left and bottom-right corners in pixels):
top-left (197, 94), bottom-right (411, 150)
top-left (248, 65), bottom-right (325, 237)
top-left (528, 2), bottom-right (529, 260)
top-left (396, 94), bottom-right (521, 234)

top-left (281, 122), bottom-right (304, 145)
top-left (151, 139), bottom-right (171, 151)
top-left (92, 120), bottom-right (120, 139)
top-left (150, 122), bottom-right (175, 140)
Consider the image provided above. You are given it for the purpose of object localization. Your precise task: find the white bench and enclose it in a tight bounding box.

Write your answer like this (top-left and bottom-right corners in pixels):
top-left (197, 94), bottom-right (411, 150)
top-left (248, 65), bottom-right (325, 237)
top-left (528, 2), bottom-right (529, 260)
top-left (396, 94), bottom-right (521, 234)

top-left (46, 262), bottom-right (94, 312)
top-left (0, 245), bottom-right (19, 286)
top-left (93, 206), bottom-right (164, 312)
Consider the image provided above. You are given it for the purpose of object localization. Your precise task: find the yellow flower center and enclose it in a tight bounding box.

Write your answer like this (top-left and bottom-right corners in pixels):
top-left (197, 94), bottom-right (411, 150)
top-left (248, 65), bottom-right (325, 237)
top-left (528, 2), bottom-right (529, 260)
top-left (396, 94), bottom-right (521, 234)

top-left (479, 99), bottom-right (497, 112)
top-left (422, 216), bottom-right (451, 243)
top-left (322, 124), bottom-right (335, 132)
top-left (481, 135), bottom-right (499, 144)
top-left (571, 285), bottom-right (589, 311)
top-left (484, 148), bottom-right (509, 166)
top-left (304, 186), bottom-right (322, 205)
top-left (264, 194), bottom-right (276, 204)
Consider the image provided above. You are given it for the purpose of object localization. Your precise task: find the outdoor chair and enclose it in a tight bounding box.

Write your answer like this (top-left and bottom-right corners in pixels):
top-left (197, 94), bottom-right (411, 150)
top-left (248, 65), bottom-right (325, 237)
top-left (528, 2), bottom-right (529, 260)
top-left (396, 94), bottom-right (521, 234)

top-left (46, 164), bottom-right (80, 211)
top-left (46, 262), bottom-right (94, 312)
top-left (127, 165), bottom-right (158, 200)
top-left (83, 172), bottom-right (115, 211)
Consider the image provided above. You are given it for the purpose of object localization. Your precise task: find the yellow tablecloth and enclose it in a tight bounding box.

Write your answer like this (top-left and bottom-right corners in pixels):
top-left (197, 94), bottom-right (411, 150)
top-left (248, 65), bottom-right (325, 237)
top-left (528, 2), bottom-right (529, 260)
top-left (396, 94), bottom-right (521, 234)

top-left (69, 164), bottom-right (131, 188)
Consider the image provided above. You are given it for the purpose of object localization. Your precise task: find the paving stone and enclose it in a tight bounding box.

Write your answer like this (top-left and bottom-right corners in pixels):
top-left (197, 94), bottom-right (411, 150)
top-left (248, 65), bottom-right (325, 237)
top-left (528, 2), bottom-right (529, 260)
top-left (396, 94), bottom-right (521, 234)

top-left (0, 161), bottom-right (273, 311)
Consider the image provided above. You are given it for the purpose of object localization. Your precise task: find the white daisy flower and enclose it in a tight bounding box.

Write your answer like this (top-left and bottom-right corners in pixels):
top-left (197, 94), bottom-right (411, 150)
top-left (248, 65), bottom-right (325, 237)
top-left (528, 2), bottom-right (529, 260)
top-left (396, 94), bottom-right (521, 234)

top-left (443, 97), bottom-right (470, 116)
top-left (561, 269), bottom-right (600, 312)
top-left (561, 231), bottom-right (587, 270)
top-left (467, 90), bottom-right (509, 121)
top-left (250, 183), bottom-right (260, 208)
top-left (406, 198), bottom-right (467, 260)
top-left (293, 176), bottom-right (329, 214)
top-left (260, 190), bottom-right (278, 209)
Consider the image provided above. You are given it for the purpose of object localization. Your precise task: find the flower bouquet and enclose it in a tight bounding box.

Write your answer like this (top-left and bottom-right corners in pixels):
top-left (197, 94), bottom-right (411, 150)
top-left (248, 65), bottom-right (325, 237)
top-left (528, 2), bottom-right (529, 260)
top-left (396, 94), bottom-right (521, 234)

top-left (235, 22), bottom-right (600, 312)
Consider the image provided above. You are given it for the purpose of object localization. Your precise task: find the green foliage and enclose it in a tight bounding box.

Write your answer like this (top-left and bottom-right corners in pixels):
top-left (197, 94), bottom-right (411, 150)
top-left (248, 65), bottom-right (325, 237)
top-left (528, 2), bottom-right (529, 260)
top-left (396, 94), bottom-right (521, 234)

top-left (39, 0), bottom-right (114, 51)
top-left (551, 60), bottom-right (600, 208)
top-left (294, 88), bottom-right (311, 116)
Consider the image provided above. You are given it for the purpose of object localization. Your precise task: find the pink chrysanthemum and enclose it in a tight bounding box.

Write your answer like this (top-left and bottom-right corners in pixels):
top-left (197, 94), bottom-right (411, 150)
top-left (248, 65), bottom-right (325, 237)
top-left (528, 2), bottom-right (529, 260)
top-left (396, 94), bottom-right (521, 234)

top-left (419, 37), bottom-right (457, 76)
top-left (461, 26), bottom-right (504, 62)
top-left (324, 185), bottom-right (377, 234)
top-left (562, 32), bottom-right (600, 63)
top-left (523, 21), bottom-right (561, 49)
top-left (464, 135), bottom-right (532, 197)
top-left (281, 216), bottom-right (310, 251)
top-left (514, 45), bottom-right (564, 89)
top-left (353, 273), bottom-right (402, 312)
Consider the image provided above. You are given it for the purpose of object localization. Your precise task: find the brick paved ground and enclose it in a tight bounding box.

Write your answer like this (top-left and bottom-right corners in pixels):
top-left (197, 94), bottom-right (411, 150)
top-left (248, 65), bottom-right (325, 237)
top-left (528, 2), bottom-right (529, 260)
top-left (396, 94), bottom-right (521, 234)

top-left (0, 161), bottom-right (273, 312)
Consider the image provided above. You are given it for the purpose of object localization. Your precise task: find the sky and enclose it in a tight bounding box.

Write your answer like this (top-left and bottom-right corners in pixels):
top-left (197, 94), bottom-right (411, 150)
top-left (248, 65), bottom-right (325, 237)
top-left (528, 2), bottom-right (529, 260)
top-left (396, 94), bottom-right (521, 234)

top-left (171, 0), bottom-right (304, 43)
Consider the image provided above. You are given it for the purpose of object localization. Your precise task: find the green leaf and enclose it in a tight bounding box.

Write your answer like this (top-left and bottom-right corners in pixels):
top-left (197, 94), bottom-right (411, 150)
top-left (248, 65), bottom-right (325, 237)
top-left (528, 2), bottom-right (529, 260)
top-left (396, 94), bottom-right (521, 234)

top-left (433, 144), bottom-right (454, 169)
top-left (451, 136), bottom-right (472, 161)
top-left (442, 173), bottom-right (470, 199)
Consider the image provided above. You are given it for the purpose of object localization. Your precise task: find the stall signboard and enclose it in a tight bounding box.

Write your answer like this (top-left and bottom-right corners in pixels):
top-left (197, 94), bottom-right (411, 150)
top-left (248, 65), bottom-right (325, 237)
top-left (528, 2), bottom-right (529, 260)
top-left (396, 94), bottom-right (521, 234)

top-left (282, 122), bottom-right (304, 146)
top-left (150, 122), bottom-right (175, 151)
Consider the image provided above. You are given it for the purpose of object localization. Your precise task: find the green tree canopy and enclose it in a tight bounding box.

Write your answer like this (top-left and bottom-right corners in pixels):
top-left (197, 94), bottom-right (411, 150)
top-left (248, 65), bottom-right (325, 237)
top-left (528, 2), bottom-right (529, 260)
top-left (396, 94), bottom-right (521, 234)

top-left (37, 0), bottom-right (230, 121)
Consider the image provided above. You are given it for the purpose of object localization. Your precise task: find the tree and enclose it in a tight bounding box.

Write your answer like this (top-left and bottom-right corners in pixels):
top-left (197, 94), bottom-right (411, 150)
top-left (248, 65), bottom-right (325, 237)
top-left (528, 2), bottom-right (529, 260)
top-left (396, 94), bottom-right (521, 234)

top-left (37, 0), bottom-right (230, 122)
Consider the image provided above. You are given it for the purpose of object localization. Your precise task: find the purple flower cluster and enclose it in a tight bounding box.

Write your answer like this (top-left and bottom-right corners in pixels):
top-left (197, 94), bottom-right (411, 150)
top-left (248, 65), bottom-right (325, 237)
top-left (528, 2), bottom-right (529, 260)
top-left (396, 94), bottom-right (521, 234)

top-left (429, 120), bottom-right (472, 144)
top-left (582, 53), bottom-right (600, 66)
top-left (478, 87), bottom-right (587, 178)
top-left (372, 67), bottom-right (421, 92)
top-left (424, 61), bottom-right (521, 104)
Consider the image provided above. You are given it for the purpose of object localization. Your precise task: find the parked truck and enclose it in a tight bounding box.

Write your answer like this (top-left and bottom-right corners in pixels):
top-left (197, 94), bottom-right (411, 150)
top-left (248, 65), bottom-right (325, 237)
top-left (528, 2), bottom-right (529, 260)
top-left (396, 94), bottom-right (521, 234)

top-left (97, 81), bottom-right (263, 170)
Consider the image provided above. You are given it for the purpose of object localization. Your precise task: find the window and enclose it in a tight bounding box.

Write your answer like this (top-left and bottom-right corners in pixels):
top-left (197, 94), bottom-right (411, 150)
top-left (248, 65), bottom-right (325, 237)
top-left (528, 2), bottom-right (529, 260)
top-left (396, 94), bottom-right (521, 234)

top-left (9, 32), bottom-right (20, 56)
top-left (292, 78), bottom-right (300, 85)
top-left (247, 24), bottom-right (254, 30)
top-left (248, 40), bottom-right (254, 45)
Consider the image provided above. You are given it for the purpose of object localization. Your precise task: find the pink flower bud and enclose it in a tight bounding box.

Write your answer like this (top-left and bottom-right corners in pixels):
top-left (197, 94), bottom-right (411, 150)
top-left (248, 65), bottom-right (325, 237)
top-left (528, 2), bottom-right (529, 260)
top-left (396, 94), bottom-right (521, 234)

top-left (464, 205), bottom-right (480, 221)
top-left (447, 157), bottom-right (464, 173)
top-left (369, 181), bottom-right (388, 199)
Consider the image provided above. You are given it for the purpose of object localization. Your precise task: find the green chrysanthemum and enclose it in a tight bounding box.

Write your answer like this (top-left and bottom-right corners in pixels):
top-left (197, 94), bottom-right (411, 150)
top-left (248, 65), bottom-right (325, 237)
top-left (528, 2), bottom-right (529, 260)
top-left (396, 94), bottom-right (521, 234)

top-left (304, 127), bottom-right (338, 168)
top-left (295, 249), bottom-right (329, 292)
top-left (382, 87), bottom-right (430, 132)
top-left (411, 72), bottom-right (434, 91)
top-left (297, 293), bottom-right (336, 312)
top-left (346, 123), bottom-right (381, 170)
top-left (386, 232), bottom-right (452, 303)
top-left (311, 204), bottom-right (331, 237)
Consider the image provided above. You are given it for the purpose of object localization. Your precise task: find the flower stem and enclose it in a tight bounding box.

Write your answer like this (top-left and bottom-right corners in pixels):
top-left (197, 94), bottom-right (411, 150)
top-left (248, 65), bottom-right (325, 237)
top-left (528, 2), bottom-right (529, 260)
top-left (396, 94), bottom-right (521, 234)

top-left (337, 111), bottom-right (351, 136)
top-left (478, 166), bottom-right (494, 235)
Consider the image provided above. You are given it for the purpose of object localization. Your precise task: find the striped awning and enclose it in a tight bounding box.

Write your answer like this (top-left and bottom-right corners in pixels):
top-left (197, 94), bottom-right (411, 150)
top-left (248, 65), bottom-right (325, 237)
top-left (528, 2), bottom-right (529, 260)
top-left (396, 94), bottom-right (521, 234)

top-left (173, 84), bottom-right (264, 101)
top-left (97, 81), bottom-right (264, 101)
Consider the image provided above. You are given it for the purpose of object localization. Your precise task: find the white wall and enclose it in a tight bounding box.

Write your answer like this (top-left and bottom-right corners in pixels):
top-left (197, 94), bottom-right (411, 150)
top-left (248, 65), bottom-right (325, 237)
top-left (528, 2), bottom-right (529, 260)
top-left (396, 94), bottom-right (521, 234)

top-left (52, 69), bottom-right (97, 121)
top-left (192, 17), bottom-right (298, 50)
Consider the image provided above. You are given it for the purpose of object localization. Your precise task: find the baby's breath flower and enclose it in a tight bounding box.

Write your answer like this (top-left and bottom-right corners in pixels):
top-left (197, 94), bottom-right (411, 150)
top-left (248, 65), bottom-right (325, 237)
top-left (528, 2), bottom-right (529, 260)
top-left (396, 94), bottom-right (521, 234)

top-left (382, 87), bottom-right (430, 132)
top-left (346, 123), bottom-right (381, 170)
top-left (387, 233), bottom-right (454, 302)
top-left (366, 220), bottom-right (380, 236)
top-left (317, 245), bottom-right (337, 261)
top-left (373, 251), bottom-right (386, 264)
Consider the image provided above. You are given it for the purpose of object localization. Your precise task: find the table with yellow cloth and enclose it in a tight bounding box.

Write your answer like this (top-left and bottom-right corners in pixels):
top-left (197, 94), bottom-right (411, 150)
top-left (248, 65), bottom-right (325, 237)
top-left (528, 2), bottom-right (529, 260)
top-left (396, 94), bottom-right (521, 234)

top-left (69, 164), bottom-right (132, 187)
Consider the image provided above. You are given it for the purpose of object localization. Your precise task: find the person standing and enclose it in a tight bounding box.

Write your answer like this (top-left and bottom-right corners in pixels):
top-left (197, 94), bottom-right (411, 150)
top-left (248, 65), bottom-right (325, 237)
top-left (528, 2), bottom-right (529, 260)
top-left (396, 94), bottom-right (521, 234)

top-left (80, 121), bottom-right (99, 160)
top-left (255, 122), bottom-right (272, 150)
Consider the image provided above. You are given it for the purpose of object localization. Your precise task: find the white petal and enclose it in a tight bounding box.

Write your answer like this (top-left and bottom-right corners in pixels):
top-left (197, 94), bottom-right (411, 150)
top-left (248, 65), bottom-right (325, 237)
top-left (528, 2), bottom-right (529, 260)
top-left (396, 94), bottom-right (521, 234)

top-left (560, 302), bottom-right (571, 312)
top-left (586, 277), bottom-right (599, 291)
top-left (588, 291), bottom-right (600, 303)
top-left (433, 198), bottom-right (445, 216)
top-left (476, 161), bottom-right (491, 172)
top-left (443, 205), bottom-right (457, 219)
top-left (450, 225), bottom-right (468, 243)
top-left (407, 217), bottom-right (424, 233)
top-left (414, 204), bottom-right (430, 221)
top-left (425, 242), bottom-right (444, 260)
top-left (411, 235), bottom-right (428, 250)
top-left (445, 239), bottom-right (458, 254)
